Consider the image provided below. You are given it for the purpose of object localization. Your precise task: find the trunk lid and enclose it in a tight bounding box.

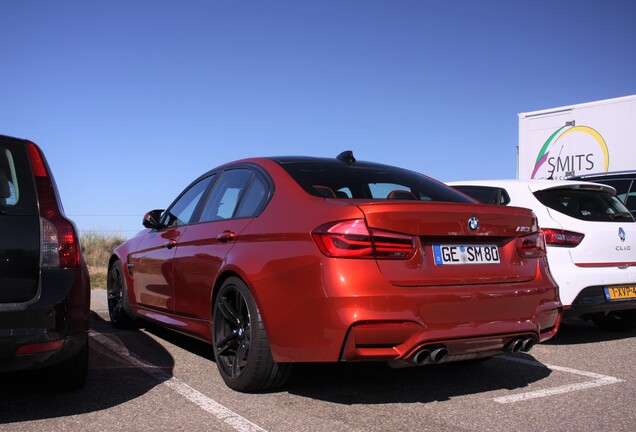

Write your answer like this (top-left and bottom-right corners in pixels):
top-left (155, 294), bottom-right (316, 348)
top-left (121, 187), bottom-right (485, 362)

top-left (356, 201), bottom-right (540, 286)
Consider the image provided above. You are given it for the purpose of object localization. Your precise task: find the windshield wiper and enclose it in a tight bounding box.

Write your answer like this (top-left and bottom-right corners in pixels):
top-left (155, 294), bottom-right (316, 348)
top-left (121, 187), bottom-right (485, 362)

top-left (609, 212), bottom-right (634, 220)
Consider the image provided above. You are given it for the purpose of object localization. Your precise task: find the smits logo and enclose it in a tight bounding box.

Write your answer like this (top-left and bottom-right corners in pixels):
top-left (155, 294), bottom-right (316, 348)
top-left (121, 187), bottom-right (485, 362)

top-left (531, 121), bottom-right (609, 179)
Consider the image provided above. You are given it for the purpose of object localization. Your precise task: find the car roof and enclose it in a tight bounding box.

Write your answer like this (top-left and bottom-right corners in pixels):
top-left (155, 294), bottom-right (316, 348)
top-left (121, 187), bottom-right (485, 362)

top-left (447, 179), bottom-right (617, 195)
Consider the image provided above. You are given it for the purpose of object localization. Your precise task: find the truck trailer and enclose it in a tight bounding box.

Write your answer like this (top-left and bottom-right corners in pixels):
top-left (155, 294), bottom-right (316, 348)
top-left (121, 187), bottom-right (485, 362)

top-left (518, 94), bottom-right (636, 180)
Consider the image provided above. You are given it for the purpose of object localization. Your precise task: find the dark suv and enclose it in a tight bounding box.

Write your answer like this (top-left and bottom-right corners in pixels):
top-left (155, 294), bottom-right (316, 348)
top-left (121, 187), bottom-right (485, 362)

top-left (569, 171), bottom-right (636, 217)
top-left (0, 134), bottom-right (90, 390)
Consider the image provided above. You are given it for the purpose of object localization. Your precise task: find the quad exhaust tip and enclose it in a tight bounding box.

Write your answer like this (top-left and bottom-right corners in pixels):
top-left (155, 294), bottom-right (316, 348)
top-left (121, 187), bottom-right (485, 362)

top-left (410, 345), bottom-right (448, 365)
top-left (506, 337), bottom-right (535, 353)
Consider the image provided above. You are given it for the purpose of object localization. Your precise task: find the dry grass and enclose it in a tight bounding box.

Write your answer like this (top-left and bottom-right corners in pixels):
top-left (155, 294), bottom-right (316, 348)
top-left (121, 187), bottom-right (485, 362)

top-left (80, 231), bottom-right (127, 289)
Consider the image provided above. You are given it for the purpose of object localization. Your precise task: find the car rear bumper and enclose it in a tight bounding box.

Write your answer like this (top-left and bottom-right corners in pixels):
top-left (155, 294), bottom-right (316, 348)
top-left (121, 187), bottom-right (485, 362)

top-left (255, 259), bottom-right (562, 363)
top-left (567, 285), bottom-right (636, 317)
top-left (547, 253), bottom-right (636, 306)
top-left (0, 267), bottom-right (90, 372)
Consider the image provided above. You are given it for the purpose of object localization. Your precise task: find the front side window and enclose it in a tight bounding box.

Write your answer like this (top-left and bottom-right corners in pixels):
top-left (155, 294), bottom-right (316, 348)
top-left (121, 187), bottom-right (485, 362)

top-left (164, 175), bottom-right (216, 227)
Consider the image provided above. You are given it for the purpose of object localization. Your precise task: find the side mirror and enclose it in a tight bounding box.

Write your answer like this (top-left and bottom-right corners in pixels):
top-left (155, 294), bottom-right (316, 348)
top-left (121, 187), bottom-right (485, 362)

top-left (143, 209), bottom-right (165, 229)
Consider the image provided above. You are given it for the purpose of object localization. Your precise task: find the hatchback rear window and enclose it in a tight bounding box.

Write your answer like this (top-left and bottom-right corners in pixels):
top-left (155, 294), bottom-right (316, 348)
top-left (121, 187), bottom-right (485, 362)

top-left (534, 188), bottom-right (634, 222)
top-left (278, 160), bottom-right (474, 203)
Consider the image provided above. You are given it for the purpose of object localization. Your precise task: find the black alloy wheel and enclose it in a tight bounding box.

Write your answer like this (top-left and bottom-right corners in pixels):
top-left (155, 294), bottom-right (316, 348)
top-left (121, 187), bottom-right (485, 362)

top-left (214, 280), bottom-right (252, 379)
top-left (212, 277), bottom-right (291, 392)
top-left (107, 261), bottom-right (135, 329)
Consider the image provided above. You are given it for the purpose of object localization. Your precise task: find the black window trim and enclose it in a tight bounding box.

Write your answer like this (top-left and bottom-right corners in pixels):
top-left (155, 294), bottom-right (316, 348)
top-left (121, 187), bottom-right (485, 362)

top-left (159, 163), bottom-right (275, 229)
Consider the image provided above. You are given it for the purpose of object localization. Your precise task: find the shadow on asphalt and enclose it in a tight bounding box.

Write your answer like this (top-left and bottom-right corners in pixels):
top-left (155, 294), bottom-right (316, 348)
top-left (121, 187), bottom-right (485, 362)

top-left (141, 322), bottom-right (216, 362)
top-left (0, 312), bottom-right (174, 424)
top-left (7, 310), bottom-right (632, 415)
top-left (283, 353), bottom-right (550, 404)
top-left (96, 321), bottom-right (554, 404)
top-left (545, 317), bottom-right (636, 346)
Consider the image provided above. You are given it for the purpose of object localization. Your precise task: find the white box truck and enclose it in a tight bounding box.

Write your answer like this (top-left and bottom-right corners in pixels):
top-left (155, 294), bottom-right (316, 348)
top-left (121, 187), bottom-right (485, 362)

top-left (518, 94), bottom-right (636, 179)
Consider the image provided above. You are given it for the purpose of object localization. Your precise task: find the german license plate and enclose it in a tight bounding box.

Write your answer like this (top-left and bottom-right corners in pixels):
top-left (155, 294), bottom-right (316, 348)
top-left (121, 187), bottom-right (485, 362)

top-left (605, 285), bottom-right (636, 301)
top-left (433, 244), bottom-right (500, 265)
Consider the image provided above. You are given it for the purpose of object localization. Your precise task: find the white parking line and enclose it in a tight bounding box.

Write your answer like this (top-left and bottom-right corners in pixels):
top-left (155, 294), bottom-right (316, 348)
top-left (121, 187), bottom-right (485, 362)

top-left (89, 330), bottom-right (268, 432)
top-left (494, 355), bottom-right (624, 404)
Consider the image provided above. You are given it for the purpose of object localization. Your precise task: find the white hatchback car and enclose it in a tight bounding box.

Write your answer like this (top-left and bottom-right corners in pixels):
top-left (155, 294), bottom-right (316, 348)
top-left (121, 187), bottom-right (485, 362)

top-left (448, 179), bottom-right (636, 331)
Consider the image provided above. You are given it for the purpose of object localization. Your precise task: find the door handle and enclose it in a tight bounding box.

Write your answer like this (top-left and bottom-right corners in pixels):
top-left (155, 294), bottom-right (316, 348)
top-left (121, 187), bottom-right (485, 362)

top-left (164, 239), bottom-right (177, 249)
top-left (216, 230), bottom-right (236, 243)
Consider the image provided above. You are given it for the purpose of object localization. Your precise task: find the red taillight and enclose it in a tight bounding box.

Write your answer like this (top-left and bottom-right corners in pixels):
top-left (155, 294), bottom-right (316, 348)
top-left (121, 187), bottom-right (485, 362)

top-left (542, 228), bottom-right (585, 247)
top-left (517, 231), bottom-right (547, 258)
top-left (312, 219), bottom-right (415, 259)
top-left (26, 141), bottom-right (81, 268)
top-left (15, 339), bottom-right (65, 355)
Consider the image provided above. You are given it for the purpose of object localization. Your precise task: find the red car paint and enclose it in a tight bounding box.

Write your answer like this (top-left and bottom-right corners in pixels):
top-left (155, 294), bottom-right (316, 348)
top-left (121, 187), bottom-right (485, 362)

top-left (109, 154), bottom-right (561, 391)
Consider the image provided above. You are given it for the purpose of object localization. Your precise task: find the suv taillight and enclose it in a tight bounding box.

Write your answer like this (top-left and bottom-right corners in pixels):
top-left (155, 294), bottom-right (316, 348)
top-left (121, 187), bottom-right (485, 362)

top-left (27, 141), bottom-right (81, 268)
top-left (312, 219), bottom-right (415, 259)
top-left (542, 228), bottom-right (585, 247)
top-left (517, 231), bottom-right (547, 258)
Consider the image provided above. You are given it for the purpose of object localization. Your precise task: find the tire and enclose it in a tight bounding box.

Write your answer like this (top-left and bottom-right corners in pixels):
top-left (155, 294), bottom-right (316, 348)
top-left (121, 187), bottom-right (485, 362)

top-left (107, 260), bottom-right (136, 329)
top-left (45, 335), bottom-right (89, 391)
top-left (592, 310), bottom-right (636, 332)
top-left (212, 277), bottom-right (292, 392)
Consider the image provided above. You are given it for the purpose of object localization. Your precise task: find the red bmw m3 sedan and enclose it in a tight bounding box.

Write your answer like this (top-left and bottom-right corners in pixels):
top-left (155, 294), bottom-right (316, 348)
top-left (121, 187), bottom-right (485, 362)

top-left (108, 151), bottom-right (562, 392)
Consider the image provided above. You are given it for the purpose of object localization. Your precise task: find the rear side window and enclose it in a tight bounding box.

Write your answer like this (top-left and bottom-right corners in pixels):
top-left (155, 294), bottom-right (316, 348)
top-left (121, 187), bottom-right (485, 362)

top-left (0, 141), bottom-right (37, 213)
top-left (235, 174), bottom-right (268, 218)
top-left (534, 188), bottom-right (634, 222)
top-left (280, 161), bottom-right (474, 203)
top-left (0, 146), bottom-right (20, 206)
top-left (199, 168), bottom-right (265, 222)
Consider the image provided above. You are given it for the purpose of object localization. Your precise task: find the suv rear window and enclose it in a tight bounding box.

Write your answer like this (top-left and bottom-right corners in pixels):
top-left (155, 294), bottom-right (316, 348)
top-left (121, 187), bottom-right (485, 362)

top-left (534, 188), bottom-right (634, 222)
top-left (278, 160), bottom-right (474, 203)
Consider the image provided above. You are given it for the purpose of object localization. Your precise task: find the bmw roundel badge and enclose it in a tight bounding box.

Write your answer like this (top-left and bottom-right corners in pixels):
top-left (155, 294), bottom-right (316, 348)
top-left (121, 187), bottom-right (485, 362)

top-left (468, 217), bottom-right (479, 231)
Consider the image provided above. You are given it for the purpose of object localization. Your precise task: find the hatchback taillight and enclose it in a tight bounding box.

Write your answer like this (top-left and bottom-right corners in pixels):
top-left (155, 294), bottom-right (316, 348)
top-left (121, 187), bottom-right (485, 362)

top-left (517, 231), bottom-right (547, 258)
top-left (312, 219), bottom-right (415, 259)
top-left (542, 228), bottom-right (585, 247)
top-left (27, 141), bottom-right (81, 268)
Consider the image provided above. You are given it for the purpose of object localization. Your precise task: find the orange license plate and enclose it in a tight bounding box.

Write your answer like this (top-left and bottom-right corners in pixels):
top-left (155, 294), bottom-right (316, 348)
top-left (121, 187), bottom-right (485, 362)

top-left (605, 285), bottom-right (636, 300)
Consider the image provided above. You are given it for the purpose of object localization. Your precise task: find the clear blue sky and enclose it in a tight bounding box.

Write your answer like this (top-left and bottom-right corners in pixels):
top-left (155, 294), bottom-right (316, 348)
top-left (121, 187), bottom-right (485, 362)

top-left (2, 1), bottom-right (635, 237)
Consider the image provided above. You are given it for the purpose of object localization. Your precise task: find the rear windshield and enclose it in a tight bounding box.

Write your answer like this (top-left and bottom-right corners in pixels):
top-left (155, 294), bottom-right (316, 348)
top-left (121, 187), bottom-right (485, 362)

top-left (534, 188), bottom-right (634, 222)
top-left (278, 161), bottom-right (474, 203)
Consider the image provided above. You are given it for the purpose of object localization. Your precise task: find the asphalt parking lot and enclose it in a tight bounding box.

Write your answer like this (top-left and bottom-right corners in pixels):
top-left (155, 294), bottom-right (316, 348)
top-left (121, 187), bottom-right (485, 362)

top-left (1, 290), bottom-right (635, 432)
